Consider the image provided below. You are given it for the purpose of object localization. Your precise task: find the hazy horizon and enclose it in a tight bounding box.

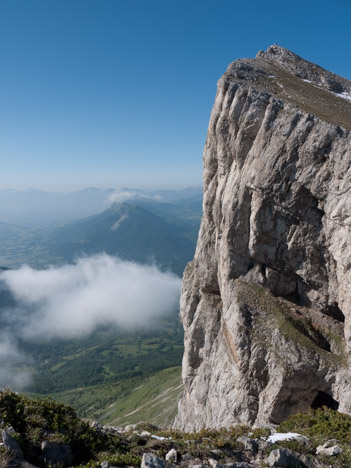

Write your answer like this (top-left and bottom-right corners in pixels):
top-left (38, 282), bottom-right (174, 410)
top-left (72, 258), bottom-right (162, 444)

top-left (0, 184), bottom-right (203, 193)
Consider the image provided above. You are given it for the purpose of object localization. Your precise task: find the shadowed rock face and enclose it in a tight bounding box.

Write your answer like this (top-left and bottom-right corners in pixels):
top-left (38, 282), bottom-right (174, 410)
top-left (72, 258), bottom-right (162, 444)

top-left (174, 45), bottom-right (351, 431)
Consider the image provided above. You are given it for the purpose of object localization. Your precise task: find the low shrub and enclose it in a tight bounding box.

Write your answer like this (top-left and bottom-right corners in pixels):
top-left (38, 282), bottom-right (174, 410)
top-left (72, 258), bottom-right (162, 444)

top-left (0, 389), bottom-right (122, 465)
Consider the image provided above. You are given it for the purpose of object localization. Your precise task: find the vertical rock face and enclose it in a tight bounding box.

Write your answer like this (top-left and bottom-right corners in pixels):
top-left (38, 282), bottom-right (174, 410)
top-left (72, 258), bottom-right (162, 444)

top-left (174, 45), bottom-right (351, 431)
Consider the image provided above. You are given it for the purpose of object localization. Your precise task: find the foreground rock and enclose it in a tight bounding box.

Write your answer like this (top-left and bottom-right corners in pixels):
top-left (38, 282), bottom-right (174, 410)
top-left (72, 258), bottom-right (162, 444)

top-left (141, 453), bottom-right (165, 468)
top-left (41, 441), bottom-right (73, 467)
top-left (175, 44), bottom-right (351, 431)
top-left (266, 448), bottom-right (323, 468)
top-left (316, 439), bottom-right (343, 456)
top-left (2, 431), bottom-right (23, 459)
top-left (165, 448), bottom-right (177, 462)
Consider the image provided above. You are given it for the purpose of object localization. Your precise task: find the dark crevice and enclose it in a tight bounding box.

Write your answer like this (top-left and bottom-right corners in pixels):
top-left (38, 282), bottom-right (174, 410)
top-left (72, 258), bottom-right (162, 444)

top-left (202, 288), bottom-right (221, 296)
top-left (311, 391), bottom-right (339, 410)
top-left (280, 278), bottom-right (308, 307)
top-left (324, 301), bottom-right (345, 323)
top-left (282, 290), bottom-right (302, 305)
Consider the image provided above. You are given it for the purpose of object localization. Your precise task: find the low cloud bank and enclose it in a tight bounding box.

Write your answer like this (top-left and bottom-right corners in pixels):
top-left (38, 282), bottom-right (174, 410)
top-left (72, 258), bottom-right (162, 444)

top-left (0, 332), bottom-right (33, 389)
top-left (107, 190), bottom-right (161, 204)
top-left (0, 254), bottom-right (181, 389)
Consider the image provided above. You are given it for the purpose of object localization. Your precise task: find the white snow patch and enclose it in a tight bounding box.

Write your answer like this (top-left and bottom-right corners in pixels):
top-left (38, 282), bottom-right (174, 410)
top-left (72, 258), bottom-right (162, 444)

top-left (151, 435), bottom-right (171, 441)
top-left (267, 432), bottom-right (307, 443)
top-left (336, 92), bottom-right (351, 102)
top-left (302, 79), bottom-right (312, 83)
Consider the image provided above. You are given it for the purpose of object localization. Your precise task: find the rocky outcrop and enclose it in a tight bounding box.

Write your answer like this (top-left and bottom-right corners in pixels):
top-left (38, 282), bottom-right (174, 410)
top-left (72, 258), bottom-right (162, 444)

top-left (175, 45), bottom-right (351, 430)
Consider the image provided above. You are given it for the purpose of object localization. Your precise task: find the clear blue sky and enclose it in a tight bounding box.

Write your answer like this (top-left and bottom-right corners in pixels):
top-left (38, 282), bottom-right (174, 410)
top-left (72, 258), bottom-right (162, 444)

top-left (1, 0), bottom-right (350, 191)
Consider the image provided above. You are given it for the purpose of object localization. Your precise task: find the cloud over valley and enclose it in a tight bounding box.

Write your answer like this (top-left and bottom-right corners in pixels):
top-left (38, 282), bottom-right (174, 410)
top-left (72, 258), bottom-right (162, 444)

top-left (0, 254), bottom-right (181, 389)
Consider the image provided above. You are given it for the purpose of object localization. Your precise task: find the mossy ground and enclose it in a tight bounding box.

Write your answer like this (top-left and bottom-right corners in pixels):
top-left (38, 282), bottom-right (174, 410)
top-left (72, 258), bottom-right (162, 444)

top-left (276, 407), bottom-right (351, 466)
top-left (235, 280), bottom-right (346, 368)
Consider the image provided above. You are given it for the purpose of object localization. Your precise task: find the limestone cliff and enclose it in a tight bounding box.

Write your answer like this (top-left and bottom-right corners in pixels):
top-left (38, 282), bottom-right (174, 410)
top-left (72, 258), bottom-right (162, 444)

top-left (174, 45), bottom-right (351, 431)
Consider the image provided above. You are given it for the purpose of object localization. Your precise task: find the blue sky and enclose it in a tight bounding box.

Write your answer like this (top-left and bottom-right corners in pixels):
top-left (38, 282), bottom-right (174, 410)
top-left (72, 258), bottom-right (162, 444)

top-left (1, 0), bottom-right (350, 191)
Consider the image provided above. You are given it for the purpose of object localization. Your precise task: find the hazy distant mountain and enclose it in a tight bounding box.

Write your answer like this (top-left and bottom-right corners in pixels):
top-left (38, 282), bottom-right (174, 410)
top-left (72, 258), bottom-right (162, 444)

top-left (131, 198), bottom-right (202, 245)
top-left (0, 186), bottom-right (202, 227)
top-left (0, 187), bottom-right (202, 274)
top-left (49, 202), bottom-right (197, 275)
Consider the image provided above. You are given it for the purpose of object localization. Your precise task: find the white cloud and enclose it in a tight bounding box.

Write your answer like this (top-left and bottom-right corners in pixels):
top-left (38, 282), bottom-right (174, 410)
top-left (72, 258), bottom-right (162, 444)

top-left (107, 190), bottom-right (140, 204)
top-left (1, 254), bottom-right (181, 339)
top-left (0, 332), bottom-right (33, 390)
top-left (0, 254), bottom-right (181, 389)
top-left (106, 190), bottom-right (162, 205)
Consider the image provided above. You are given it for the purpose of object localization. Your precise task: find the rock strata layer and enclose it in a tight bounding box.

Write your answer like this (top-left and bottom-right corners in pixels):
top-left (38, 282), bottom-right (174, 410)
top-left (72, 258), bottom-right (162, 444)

top-left (174, 45), bottom-right (351, 431)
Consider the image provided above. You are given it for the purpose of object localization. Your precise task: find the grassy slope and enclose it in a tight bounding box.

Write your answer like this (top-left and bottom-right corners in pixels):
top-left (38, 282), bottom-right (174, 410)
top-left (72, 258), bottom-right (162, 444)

top-left (30, 366), bottom-right (183, 428)
top-left (100, 366), bottom-right (183, 427)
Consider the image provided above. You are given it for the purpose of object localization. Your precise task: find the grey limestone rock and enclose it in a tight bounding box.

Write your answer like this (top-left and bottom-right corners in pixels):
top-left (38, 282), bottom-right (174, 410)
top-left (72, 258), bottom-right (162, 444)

top-left (266, 448), bottom-right (304, 467)
top-left (165, 448), bottom-right (177, 462)
top-left (316, 440), bottom-right (343, 456)
top-left (141, 453), bottom-right (165, 468)
top-left (2, 431), bottom-right (23, 459)
top-left (174, 45), bottom-right (351, 431)
top-left (208, 461), bottom-right (253, 468)
top-left (3, 459), bottom-right (38, 468)
top-left (186, 465), bottom-right (207, 468)
top-left (41, 441), bottom-right (72, 467)
top-left (124, 423), bottom-right (138, 432)
top-left (267, 450), bottom-right (323, 468)
top-left (221, 464), bottom-right (253, 468)
top-left (236, 437), bottom-right (258, 453)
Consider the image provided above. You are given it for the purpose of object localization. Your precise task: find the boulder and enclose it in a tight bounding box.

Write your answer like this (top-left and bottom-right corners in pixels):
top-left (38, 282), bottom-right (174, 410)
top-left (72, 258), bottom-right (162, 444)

top-left (2, 458), bottom-right (38, 468)
top-left (165, 448), bottom-right (177, 462)
top-left (2, 431), bottom-right (23, 459)
top-left (316, 442), bottom-right (343, 456)
top-left (141, 453), bottom-right (165, 468)
top-left (266, 448), bottom-right (306, 467)
top-left (41, 441), bottom-right (73, 467)
top-left (236, 436), bottom-right (258, 453)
